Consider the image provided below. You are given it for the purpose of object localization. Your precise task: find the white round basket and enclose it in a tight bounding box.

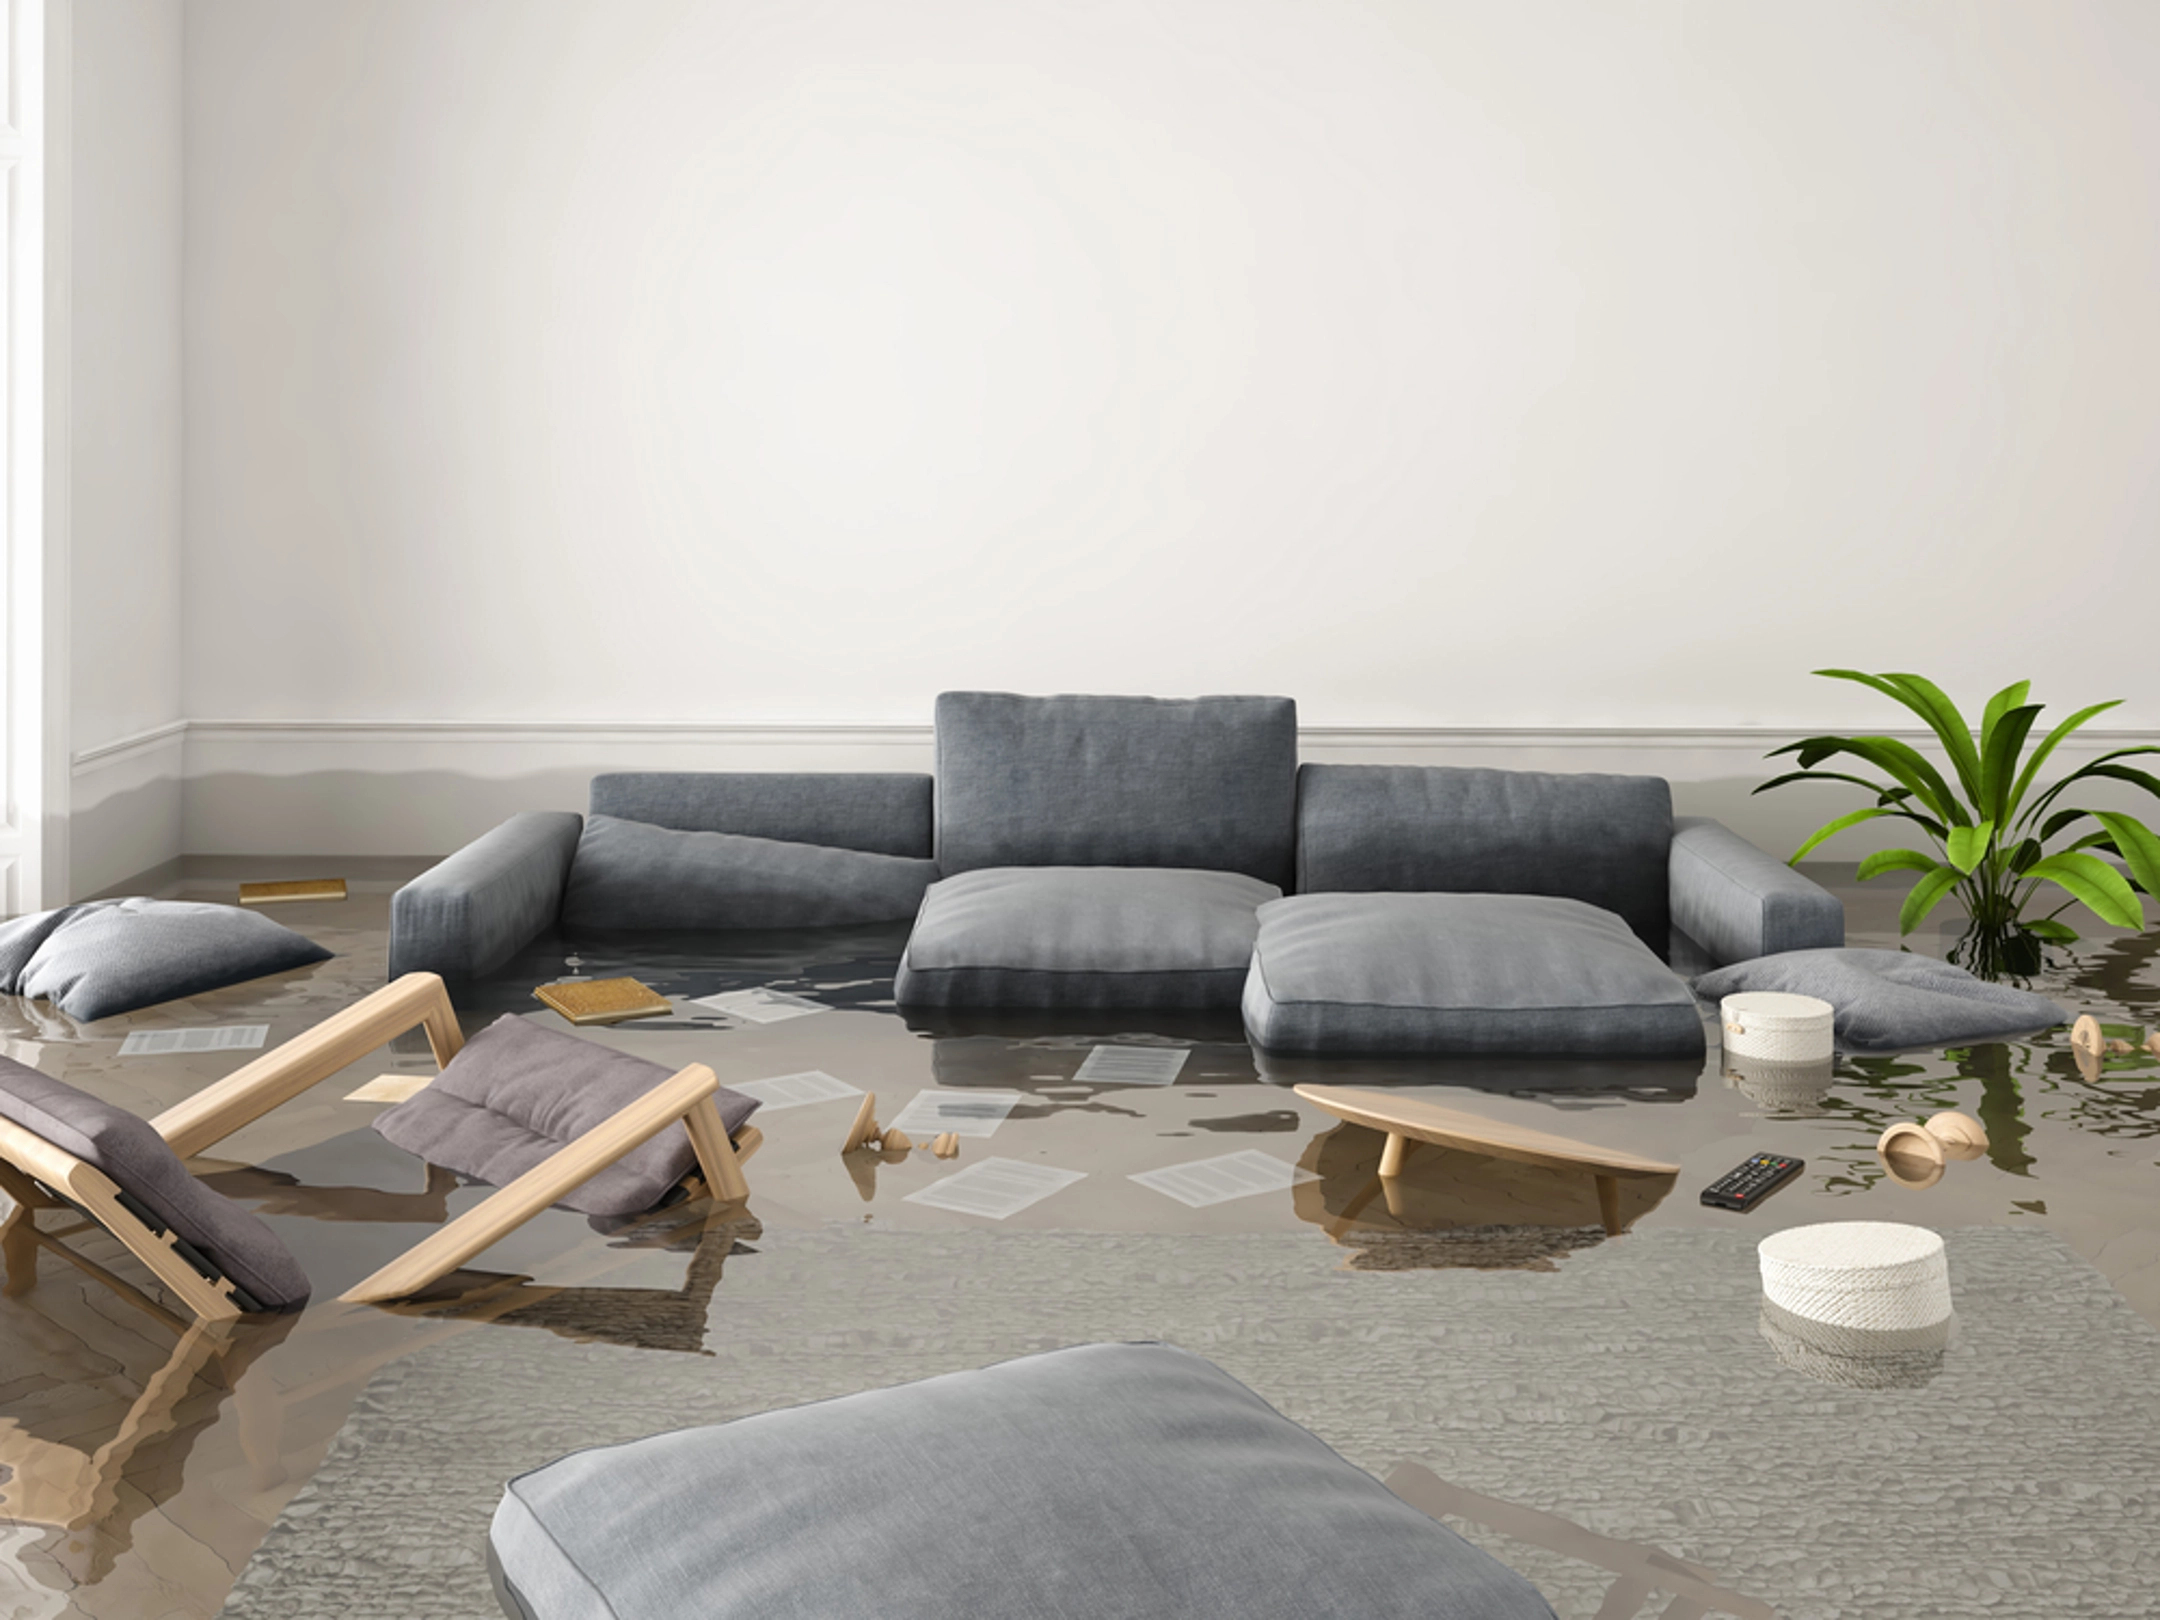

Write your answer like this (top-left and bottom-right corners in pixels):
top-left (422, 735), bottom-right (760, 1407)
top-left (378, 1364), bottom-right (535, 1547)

top-left (1721, 991), bottom-right (1834, 1063)
top-left (1758, 1221), bottom-right (1951, 1334)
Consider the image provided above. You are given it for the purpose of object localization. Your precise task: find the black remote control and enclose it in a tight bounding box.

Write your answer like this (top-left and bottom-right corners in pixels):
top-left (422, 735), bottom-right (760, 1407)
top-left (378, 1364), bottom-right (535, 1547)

top-left (1700, 1152), bottom-right (1804, 1211)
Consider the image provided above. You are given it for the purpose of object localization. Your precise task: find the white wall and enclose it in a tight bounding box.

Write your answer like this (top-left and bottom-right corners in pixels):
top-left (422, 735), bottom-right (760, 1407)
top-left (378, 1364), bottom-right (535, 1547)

top-left (162, 0), bottom-right (2160, 859)
top-left (67, 0), bottom-right (186, 894)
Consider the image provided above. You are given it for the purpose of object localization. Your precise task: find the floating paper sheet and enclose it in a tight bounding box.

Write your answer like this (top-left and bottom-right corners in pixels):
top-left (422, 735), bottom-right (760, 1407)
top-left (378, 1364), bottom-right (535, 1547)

top-left (1128, 1149), bottom-right (1319, 1209)
top-left (889, 1088), bottom-right (1022, 1139)
top-left (119, 1025), bottom-right (269, 1056)
top-left (690, 988), bottom-right (830, 1024)
top-left (904, 1157), bottom-right (1087, 1220)
top-left (730, 1070), bottom-right (863, 1111)
top-left (1073, 1046), bottom-right (1189, 1087)
top-left (345, 1073), bottom-right (434, 1104)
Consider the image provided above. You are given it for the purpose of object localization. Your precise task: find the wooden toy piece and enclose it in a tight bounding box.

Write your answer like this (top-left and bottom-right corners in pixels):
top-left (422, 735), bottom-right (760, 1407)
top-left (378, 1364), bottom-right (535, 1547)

top-left (2069, 1014), bottom-right (2105, 1055)
top-left (880, 1127), bottom-right (913, 1153)
top-left (1876, 1120), bottom-right (1947, 1189)
top-left (1922, 1111), bottom-right (1989, 1160)
top-left (2105, 1037), bottom-right (2135, 1055)
top-left (932, 1132), bottom-right (961, 1159)
top-left (840, 1092), bottom-right (881, 1154)
top-left (2148, 1030), bottom-right (2160, 1058)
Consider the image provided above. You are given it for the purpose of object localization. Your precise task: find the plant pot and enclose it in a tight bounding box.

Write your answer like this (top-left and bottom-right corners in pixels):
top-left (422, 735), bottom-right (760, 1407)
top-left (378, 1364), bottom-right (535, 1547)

top-left (1945, 919), bottom-right (2045, 981)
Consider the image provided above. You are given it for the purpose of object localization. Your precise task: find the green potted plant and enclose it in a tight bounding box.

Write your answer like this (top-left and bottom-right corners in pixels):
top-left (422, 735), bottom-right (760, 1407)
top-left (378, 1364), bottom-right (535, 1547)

top-left (1756, 670), bottom-right (2160, 978)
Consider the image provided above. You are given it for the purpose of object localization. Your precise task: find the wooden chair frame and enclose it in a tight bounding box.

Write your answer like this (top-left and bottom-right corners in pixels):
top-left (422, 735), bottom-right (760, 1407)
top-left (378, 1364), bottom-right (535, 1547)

top-left (0, 973), bottom-right (762, 1322)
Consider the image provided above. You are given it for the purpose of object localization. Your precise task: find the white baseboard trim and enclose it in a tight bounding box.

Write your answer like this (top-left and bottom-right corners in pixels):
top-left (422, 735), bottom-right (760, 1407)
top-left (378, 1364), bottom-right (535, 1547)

top-left (62, 717), bottom-right (2160, 863)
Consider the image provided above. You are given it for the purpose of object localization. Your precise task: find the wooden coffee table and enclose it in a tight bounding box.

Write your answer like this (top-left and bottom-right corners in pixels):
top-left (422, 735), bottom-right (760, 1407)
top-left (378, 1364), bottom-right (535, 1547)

top-left (1293, 1084), bottom-right (1680, 1236)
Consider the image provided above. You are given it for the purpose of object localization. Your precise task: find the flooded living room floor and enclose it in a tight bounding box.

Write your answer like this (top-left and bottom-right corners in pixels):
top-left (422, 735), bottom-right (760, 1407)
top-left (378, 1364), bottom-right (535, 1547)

top-left (4, 861), bottom-right (2158, 1617)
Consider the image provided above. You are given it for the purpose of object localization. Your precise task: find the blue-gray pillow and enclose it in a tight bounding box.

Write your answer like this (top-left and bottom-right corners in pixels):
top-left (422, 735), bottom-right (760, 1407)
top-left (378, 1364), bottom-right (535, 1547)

top-left (0, 899), bottom-right (334, 1023)
top-left (490, 1343), bottom-right (1558, 1620)
top-left (0, 1057), bottom-right (310, 1309)
top-left (1691, 948), bottom-right (2069, 1053)
top-left (373, 1015), bottom-right (760, 1217)
top-left (560, 815), bottom-right (938, 931)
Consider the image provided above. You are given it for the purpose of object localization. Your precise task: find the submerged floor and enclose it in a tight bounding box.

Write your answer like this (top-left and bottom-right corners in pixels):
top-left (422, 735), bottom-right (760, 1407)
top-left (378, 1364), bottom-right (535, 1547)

top-left (3, 862), bottom-right (2159, 1616)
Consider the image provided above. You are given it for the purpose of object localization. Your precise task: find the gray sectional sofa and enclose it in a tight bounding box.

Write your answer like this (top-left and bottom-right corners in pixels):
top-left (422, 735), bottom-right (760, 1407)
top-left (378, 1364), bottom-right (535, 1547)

top-left (390, 691), bottom-right (1845, 1058)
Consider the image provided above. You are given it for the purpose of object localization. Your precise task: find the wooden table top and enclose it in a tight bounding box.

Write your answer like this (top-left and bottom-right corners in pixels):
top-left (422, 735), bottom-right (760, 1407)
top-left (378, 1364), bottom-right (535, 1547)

top-left (1293, 1084), bottom-right (1681, 1180)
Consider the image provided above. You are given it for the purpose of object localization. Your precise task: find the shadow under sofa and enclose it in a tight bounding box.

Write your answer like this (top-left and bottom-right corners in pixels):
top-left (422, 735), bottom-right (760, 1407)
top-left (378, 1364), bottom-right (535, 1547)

top-left (388, 692), bottom-right (1845, 1060)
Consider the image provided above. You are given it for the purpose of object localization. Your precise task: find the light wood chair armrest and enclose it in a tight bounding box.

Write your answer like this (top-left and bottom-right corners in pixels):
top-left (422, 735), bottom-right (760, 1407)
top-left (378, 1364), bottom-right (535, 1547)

top-left (339, 1064), bottom-right (721, 1305)
top-left (150, 973), bottom-right (464, 1162)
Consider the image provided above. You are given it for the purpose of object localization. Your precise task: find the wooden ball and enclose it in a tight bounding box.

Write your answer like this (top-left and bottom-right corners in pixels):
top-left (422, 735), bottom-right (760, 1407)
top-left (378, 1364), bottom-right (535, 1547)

top-left (1923, 1110), bottom-right (1989, 1159)
top-left (1877, 1120), bottom-right (1946, 1189)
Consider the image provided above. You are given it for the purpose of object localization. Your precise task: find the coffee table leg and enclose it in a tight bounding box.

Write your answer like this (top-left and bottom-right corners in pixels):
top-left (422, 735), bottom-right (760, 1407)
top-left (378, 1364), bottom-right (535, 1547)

top-left (1379, 1132), bottom-right (1410, 1178)
top-left (1595, 1175), bottom-right (1622, 1237)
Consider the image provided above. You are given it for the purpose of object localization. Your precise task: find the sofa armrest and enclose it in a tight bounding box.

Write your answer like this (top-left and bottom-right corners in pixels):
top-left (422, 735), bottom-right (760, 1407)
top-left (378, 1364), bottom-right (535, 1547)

top-left (1669, 816), bottom-right (1844, 968)
top-left (389, 812), bottom-right (584, 981)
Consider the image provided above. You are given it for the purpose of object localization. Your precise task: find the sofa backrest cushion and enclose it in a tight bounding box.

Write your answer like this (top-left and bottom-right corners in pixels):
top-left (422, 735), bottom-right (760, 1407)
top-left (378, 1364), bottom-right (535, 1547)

top-left (589, 773), bottom-right (932, 858)
top-left (933, 692), bottom-right (1299, 886)
top-left (1295, 764), bottom-right (1673, 949)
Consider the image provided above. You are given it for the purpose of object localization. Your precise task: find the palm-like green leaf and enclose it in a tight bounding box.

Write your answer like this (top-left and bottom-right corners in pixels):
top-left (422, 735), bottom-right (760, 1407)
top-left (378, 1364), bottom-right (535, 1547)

top-left (1944, 820), bottom-right (1994, 874)
top-left (1880, 672), bottom-right (1984, 803)
top-left (1979, 680), bottom-right (2032, 748)
top-left (1858, 848), bottom-right (1945, 881)
top-left (1899, 865), bottom-right (1963, 935)
top-left (1976, 704), bottom-right (2040, 824)
top-left (2088, 811), bottom-right (2160, 899)
top-left (2022, 918), bottom-right (2080, 943)
top-left (2025, 748), bottom-right (2160, 827)
top-left (1775, 735), bottom-right (1965, 824)
top-left (2005, 700), bottom-right (2122, 822)
top-left (2023, 851), bottom-right (2144, 929)
top-left (1787, 806), bottom-right (1901, 865)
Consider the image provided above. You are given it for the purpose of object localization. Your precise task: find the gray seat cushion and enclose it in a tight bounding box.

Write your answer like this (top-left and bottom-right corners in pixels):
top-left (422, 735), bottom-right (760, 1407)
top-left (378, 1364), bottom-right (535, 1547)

top-left (1295, 765), bottom-right (1674, 951)
top-left (894, 866), bottom-right (1280, 1010)
top-left (559, 815), bottom-right (939, 931)
top-left (373, 1016), bottom-right (760, 1217)
top-left (0, 898), bottom-right (333, 1023)
top-left (1244, 892), bottom-right (1706, 1057)
top-left (1691, 948), bottom-right (2070, 1053)
top-left (933, 692), bottom-right (1300, 887)
top-left (488, 1342), bottom-right (1557, 1620)
top-left (589, 772), bottom-right (933, 858)
top-left (0, 1057), bottom-right (310, 1310)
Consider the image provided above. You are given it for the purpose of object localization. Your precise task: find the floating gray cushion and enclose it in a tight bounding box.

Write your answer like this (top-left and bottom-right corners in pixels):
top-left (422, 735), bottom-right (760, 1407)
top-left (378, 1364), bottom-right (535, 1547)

top-left (589, 773), bottom-right (933, 858)
top-left (894, 866), bottom-right (1280, 1010)
top-left (1296, 765), bottom-right (1674, 951)
top-left (0, 1057), bottom-right (310, 1310)
top-left (373, 1015), bottom-right (760, 1217)
top-left (1691, 948), bottom-right (2070, 1053)
top-left (1244, 892), bottom-right (1706, 1057)
top-left (0, 898), bottom-right (333, 1022)
top-left (391, 811), bottom-right (585, 980)
top-left (559, 815), bottom-right (939, 932)
top-left (933, 692), bottom-right (1300, 887)
top-left (488, 1342), bottom-right (1558, 1620)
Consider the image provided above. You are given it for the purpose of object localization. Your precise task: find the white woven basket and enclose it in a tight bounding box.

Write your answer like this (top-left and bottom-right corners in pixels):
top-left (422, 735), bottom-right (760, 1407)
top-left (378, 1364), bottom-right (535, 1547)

top-left (1758, 1221), bottom-right (1951, 1333)
top-left (1721, 991), bottom-right (1834, 1063)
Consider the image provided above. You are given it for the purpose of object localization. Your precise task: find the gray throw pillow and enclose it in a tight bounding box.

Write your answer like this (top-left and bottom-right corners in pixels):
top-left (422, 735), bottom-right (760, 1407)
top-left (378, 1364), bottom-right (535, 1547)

top-left (490, 1342), bottom-right (1558, 1620)
top-left (0, 899), bottom-right (334, 1023)
top-left (1691, 948), bottom-right (2070, 1053)
top-left (373, 1015), bottom-right (760, 1217)
top-left (560, 815), bottom-right (938, 931)
top-left (0, 1057), bottom-right (310, 1310)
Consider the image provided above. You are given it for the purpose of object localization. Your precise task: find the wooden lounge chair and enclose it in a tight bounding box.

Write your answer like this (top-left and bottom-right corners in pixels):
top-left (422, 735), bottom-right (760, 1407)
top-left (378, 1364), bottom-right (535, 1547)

top-left (0, 973), bottom-right (761, 1324)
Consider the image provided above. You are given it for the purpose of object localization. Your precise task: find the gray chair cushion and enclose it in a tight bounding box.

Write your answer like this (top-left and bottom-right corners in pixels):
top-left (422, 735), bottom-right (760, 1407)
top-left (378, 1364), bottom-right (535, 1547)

top-left (1244, 892), bottom-right (1706, 1057)
top-left (372, 1016), bottom-right (760, 1218)
top-left (894, 866), bottom-right (1280, 1010)
top-left (1295, 765), bottom-right (1674, 951)
top-left (0, 898), bottom-right (333, 1023)
top-left (1691, 948), bottom-right (2070, 1054)
top-left (589, 773), bottom-right (933, 858)
top-left (559, 815), bottom-right (939, 932)
top-left (0, 1057), bottom-right (310, 1310)
top-left (488, 1342), bottom-right (1558, 1620)
top-left (933, 692), bottom-right (1299, 887)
